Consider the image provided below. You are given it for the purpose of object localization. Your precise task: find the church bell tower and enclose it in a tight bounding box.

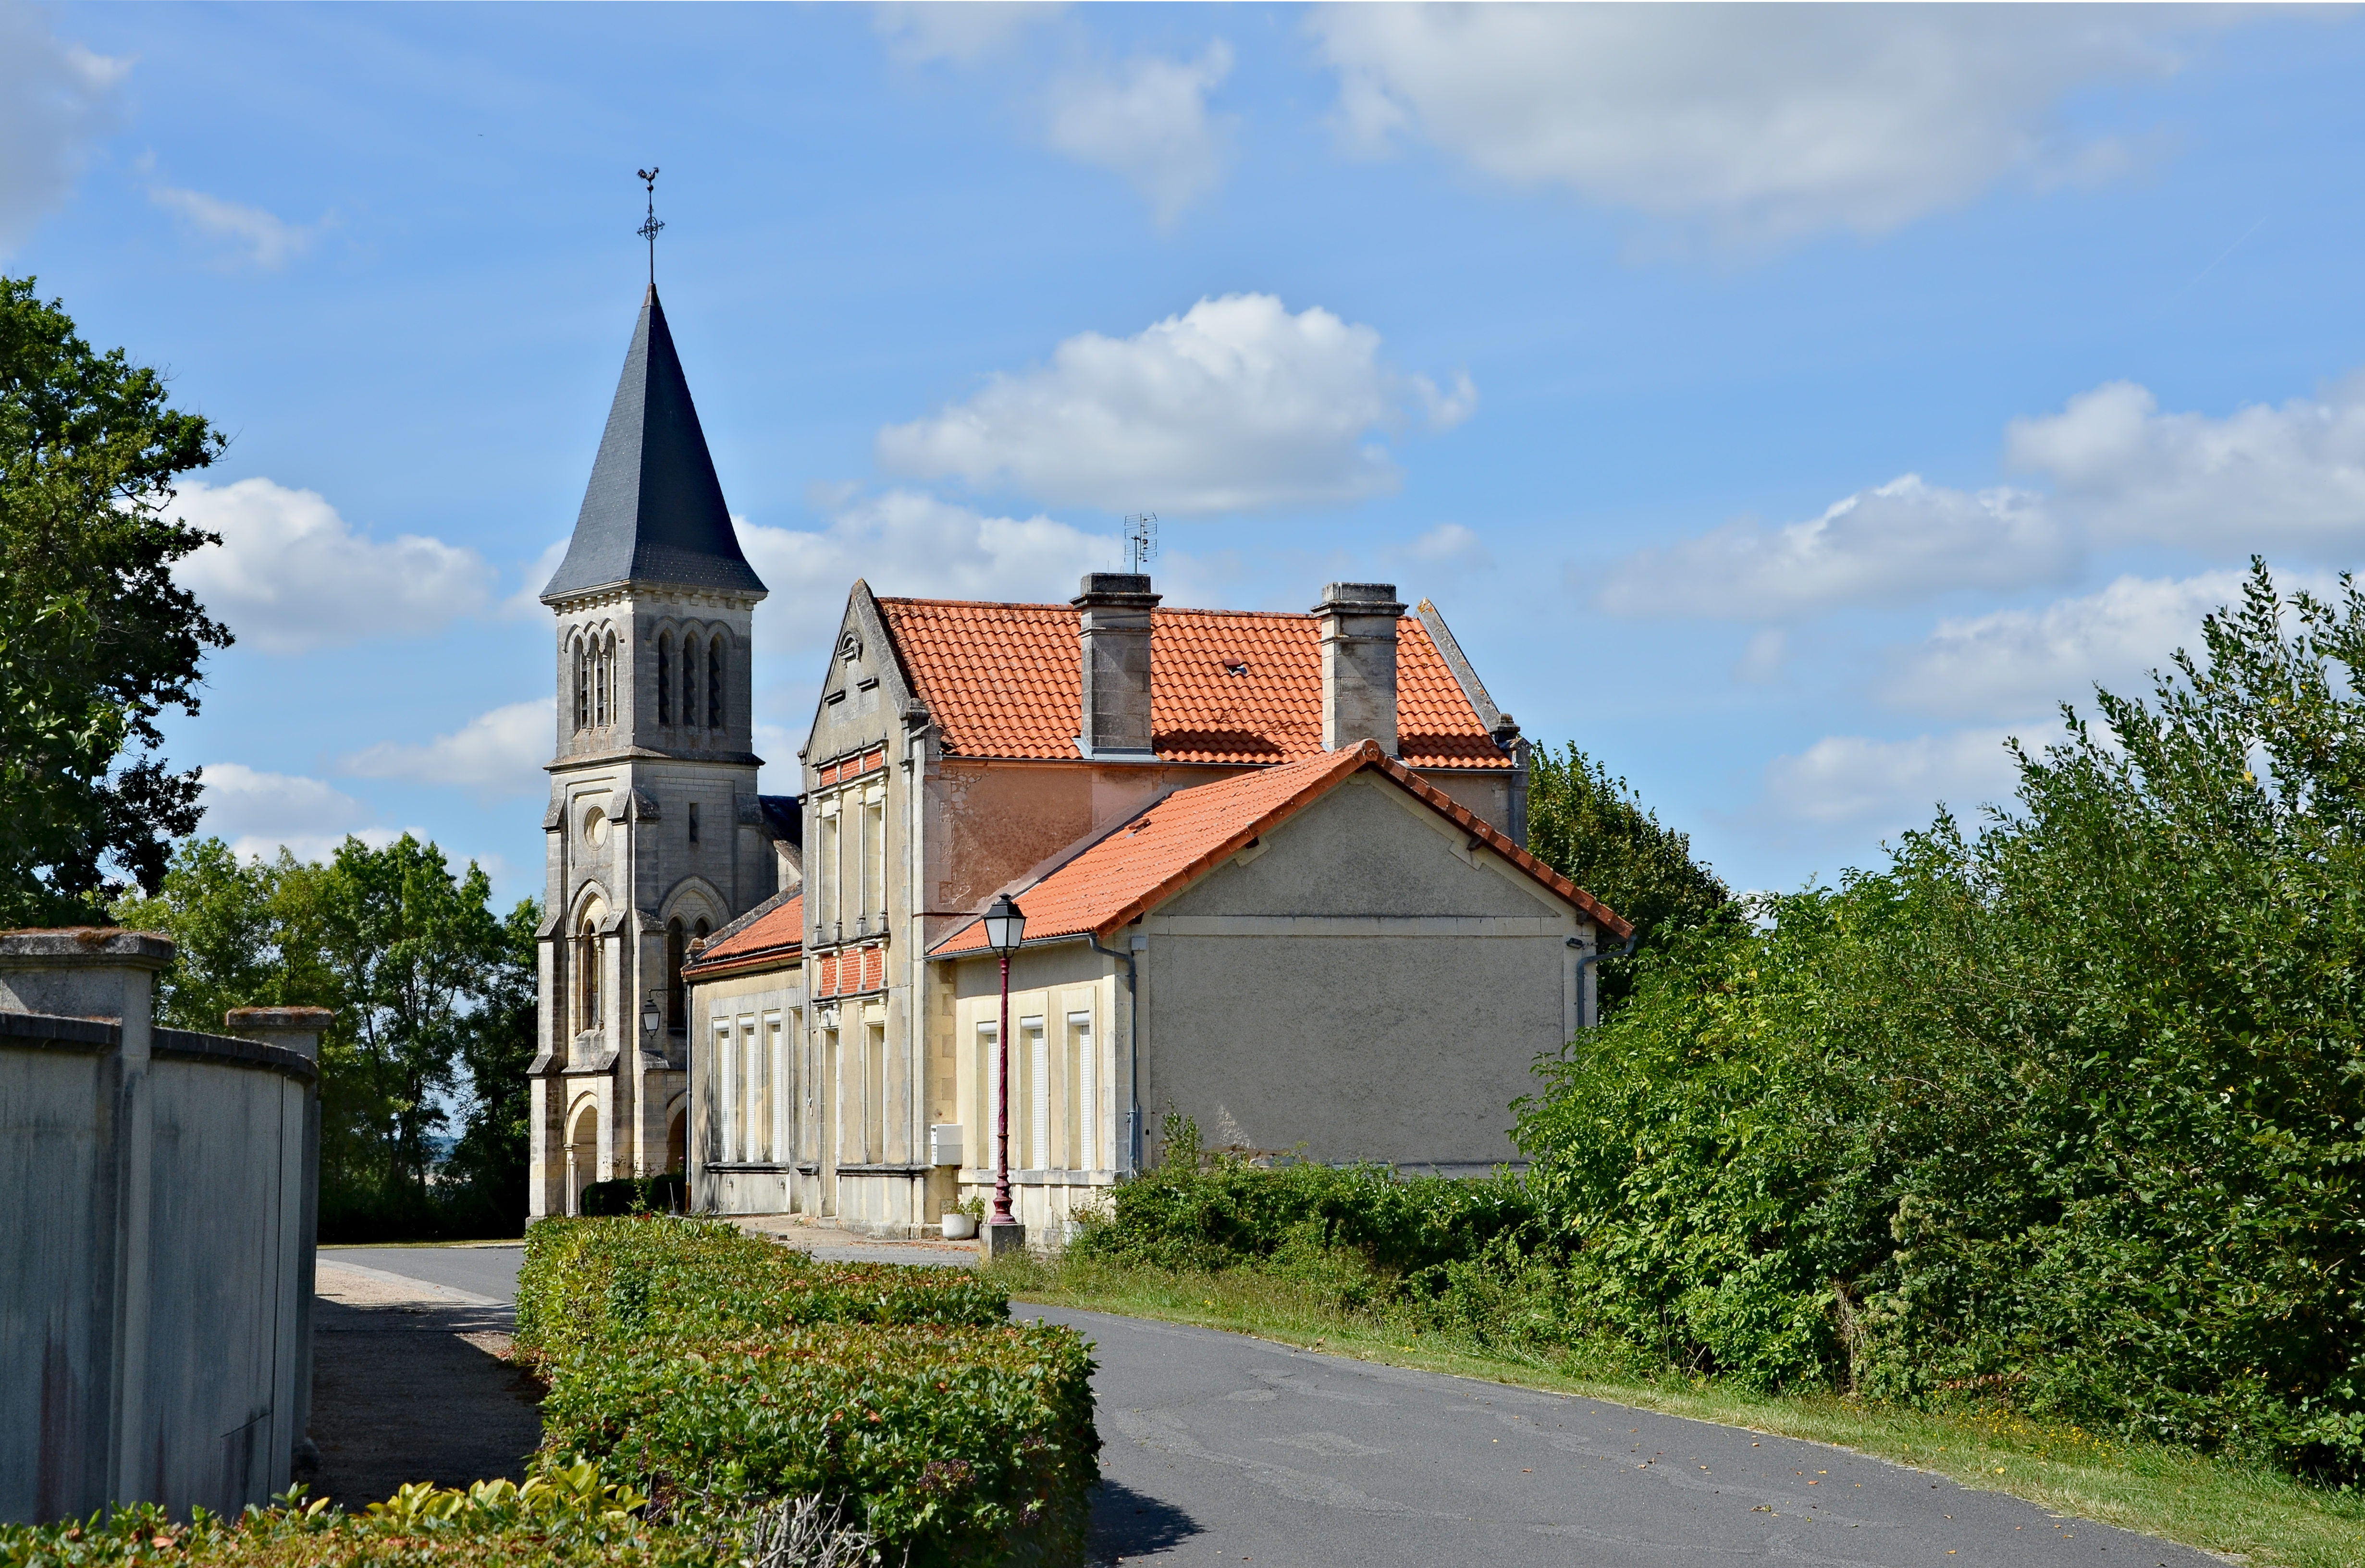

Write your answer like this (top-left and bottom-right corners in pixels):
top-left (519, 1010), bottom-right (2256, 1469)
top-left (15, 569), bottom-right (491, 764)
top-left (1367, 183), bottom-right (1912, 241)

top-left (527, 284), bottom-right (794, 1217)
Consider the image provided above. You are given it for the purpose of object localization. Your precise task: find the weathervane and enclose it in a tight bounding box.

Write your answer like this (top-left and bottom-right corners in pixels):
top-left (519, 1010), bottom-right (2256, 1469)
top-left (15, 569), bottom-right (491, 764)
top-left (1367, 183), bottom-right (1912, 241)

top-left (636, 167), bottom-right (664, 286)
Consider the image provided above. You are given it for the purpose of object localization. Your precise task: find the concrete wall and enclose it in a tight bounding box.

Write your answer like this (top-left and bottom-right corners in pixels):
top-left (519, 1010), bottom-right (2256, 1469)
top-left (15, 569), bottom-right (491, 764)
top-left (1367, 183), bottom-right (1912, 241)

top-left (0, 932), bottom-right (324, 1524)
top-left (1137, 776), bottom-right (1586, 1173)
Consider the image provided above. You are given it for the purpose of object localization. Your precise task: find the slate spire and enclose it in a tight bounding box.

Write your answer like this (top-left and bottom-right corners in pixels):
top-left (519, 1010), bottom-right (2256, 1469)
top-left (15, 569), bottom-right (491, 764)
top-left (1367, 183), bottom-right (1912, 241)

top-left (541, 285), bottom-right (767, 602)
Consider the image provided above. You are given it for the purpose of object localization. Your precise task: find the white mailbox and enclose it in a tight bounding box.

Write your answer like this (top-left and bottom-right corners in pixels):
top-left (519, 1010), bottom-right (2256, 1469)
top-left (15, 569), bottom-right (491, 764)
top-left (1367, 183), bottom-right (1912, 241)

top-left (929, 1123), bottom-right (963, 1167)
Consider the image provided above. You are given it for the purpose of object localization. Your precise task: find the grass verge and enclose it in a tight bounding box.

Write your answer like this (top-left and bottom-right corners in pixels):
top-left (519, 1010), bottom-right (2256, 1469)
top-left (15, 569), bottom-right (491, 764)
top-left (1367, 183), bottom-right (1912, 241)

top-left (986, 1251), bottom-right (2365, 1568)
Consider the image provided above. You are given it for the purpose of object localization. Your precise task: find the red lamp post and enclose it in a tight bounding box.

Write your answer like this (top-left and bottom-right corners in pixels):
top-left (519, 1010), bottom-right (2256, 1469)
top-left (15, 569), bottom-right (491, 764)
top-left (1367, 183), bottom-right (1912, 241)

top-left (981, 894), bottom-right (1026, 1228)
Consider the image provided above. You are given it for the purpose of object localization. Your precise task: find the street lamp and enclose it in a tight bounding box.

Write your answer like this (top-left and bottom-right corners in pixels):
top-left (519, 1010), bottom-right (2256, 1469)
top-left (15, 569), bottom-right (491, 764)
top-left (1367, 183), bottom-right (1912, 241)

top-left (982, 894), bottom-right (1026, 1228)
top-left (641, 997), bottom-right (662, 1053)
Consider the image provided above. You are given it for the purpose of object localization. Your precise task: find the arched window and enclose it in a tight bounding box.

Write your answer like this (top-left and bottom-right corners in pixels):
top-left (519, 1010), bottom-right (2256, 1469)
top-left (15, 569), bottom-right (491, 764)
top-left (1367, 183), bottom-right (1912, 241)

top-left (572, 636), bottom-right (589, 731)
top-left (578, 910), bottom-right (603, 1032)
top-left (666, 917), bottom-right (686, 1033)
top-left (656, 634), bottom-right (673, 725)
top-left (593, 634), bottom-right (608, 728)
top-left (603, 633), bottom-right (618, 728)
top-left (706, 634), bottom-right (724, 730)
top-left (683, 635), bottom-right (702, 731)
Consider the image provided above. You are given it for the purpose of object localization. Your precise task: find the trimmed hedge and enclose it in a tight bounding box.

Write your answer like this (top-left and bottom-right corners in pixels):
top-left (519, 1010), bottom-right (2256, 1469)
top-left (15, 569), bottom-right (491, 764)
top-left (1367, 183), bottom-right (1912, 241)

top-left (517, 1218), bottom-right (1096, 1567)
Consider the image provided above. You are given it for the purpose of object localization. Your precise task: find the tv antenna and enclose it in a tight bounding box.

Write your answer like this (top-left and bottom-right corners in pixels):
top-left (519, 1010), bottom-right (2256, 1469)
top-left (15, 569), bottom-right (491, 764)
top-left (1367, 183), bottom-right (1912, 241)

top-left (1123, 513), bottom-right (1158, 574)
top-left (636, 167), bottom-right (664, 286)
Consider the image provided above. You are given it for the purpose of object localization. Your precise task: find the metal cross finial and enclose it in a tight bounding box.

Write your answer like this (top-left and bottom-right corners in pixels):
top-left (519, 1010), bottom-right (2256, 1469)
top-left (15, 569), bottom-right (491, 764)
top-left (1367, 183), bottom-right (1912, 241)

top-left (636, 167), bottom-right (664, 287)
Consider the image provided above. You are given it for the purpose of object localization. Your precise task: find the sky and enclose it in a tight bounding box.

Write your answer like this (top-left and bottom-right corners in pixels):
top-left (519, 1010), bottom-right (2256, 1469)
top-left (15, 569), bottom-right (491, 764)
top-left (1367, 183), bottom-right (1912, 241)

top-left (10, 0), bottom-right (2365, 907)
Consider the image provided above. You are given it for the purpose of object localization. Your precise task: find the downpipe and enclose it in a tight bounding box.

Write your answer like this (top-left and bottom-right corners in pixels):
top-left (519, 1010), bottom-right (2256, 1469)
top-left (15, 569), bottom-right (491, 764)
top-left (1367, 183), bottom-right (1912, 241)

top-left (1085, 933), bottom-right (1143, 1173)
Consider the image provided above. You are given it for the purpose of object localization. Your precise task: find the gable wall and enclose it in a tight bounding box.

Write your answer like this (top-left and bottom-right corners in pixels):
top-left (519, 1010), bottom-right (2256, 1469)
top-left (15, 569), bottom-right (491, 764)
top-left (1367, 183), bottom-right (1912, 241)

top-left (1137, 773), bottom-right (1586, 1172)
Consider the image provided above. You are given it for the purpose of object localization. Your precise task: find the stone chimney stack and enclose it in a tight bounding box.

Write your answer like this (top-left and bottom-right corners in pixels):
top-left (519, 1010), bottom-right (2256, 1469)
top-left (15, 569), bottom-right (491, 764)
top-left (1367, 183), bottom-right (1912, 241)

top-left (1073, 572), bottom-right (1161, 760)
top-left (1314, 581), bottom-right (1406, 755)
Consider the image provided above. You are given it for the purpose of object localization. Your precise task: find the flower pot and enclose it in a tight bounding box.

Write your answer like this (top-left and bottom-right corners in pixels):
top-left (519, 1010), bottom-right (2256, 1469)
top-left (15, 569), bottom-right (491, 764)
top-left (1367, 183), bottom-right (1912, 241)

top-left (941, 1212), bottom-right (979, 1240)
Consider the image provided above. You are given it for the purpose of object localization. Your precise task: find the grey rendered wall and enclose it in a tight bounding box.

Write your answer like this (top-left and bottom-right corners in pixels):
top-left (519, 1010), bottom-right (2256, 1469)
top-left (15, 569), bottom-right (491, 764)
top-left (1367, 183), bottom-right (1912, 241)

top-left (0, 936), bottom-right (320, 1525)
top-left (1137, 775), bottom-right (1581, 1171)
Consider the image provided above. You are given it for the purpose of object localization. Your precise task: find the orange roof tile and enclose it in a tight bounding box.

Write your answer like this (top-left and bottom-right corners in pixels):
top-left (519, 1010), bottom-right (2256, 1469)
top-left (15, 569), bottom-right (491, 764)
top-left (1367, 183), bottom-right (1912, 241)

top-left (686, 891), bottom-right (802, 975)
top-left (929, 741), bottom-right (1628, 957)
top-left (874, 600), bottom-right (1508, 769)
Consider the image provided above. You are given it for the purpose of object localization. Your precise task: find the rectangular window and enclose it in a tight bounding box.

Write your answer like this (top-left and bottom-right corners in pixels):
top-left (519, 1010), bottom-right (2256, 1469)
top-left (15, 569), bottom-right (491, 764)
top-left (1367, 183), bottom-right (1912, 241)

top-left (975, 1021), bottom-right (998, 1176)
top-left (866, 1018), bottom-right (887, 1163)
top-left (819, 808), bottom-right (840, 939)
top-left (1024, 1017), bottom-right (1047, 1172)
top-left (863, 794), bottom-right (886, 930)
top-left (742, 1017), bottom-right (765, 1164)
top-left (765, 1012), bottom-right (785, 1166)
top-left (688, 801), bottom-right (701, 844)
top-left (1068, 1012), bottom-right (1094, 1173)
top-left (713, 1020), bottom-right (736, 1163)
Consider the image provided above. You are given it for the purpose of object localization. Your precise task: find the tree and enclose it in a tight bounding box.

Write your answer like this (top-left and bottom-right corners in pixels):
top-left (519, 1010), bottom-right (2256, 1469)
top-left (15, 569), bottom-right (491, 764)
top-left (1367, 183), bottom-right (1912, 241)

top-left (1515, 561), bottom-right (2365, 1481)
top-left (1524, 742), bottom-right (1730, 1010)
top-left (119, 833), bottom-right (540, 1239)
top-left (1, 277), bottom-right (229, 921)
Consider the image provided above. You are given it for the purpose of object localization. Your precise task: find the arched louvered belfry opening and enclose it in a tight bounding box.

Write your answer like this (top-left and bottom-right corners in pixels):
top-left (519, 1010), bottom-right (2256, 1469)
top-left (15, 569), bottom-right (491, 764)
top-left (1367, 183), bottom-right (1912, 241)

top-left (706, 632), bottom-right (724, 730)
top-left (683, 633), bottom-right (702, 731)
top-left (656, 632), bottom-right (673, 725)
top-left (571, 634), bottom-right (589, 731)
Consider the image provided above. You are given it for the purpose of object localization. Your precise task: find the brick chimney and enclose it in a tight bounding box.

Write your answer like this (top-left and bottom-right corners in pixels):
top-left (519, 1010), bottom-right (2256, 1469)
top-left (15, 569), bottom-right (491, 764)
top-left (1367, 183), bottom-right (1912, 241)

top-left (1314, 581), bottom-right (1406, 755)
top-left (1073, 572), bottom-right (1160, 760)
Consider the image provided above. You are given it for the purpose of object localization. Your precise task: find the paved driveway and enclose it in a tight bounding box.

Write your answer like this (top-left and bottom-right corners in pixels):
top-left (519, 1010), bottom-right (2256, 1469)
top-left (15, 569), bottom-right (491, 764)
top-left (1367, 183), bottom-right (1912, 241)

top-left (1024, 1306), bottom-right (2213, 1568)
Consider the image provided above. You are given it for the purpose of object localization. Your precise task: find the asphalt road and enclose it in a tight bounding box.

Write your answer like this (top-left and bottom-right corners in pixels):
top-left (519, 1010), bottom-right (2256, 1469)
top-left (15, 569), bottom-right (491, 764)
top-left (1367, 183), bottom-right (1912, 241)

top-left (324, 1247), bottom-right (2210, 1568)
top-left (1022, 1306), bottom-right (2216, 1568)
top-left (324, 1243), bottom-right (525, 1302)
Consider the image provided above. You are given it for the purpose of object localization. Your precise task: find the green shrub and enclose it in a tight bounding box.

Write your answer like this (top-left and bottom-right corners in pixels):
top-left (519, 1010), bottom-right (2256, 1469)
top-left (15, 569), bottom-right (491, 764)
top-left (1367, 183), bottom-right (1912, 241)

top-left (577, 1176), bottom-right (687, 1218)
top-left (517, 1217), bottom-right (1096, 1566)
top-left (541, 1325), bottom-right (1095, 1565)
top-left (1074, 1113), bottom-right (1544, 1277)
top-left (0, 1466), bottom-right (719, 1568)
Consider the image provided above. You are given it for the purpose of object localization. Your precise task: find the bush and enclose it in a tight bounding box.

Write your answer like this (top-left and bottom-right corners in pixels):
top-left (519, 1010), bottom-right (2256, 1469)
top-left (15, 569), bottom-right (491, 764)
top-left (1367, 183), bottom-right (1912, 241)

top-left (577, 1175), bottom-right (688, 1218)
top-left (1075, 1112), bottom-right (1545, 1278)
top-left (516, 1217), bottom-right (1096, 1566)
top-left (0, 1465), bottom-right (719, 1568)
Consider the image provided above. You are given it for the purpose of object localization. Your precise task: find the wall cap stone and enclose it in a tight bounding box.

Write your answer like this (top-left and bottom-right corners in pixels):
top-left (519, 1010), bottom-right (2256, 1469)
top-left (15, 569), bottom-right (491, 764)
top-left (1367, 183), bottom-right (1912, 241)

top-left (0, 927), bottom-right (174, 969)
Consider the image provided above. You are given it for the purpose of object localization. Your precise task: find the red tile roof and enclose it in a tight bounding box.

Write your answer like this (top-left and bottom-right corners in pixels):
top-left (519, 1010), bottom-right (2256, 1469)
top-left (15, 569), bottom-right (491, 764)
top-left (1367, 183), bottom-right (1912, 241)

top-left (929, 741), bottom-right (1628, 957)
top-left (874, 600), bottom-right (1509, 769)
top-left (685, 891), bottom-right (802, 977)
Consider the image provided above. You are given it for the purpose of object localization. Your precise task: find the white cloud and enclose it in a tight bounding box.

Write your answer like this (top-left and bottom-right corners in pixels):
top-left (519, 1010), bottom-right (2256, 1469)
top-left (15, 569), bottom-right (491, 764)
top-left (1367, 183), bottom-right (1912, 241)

top-left (1758, 723), bottom-right (2048, 837)
top-left (873, 2), bottom-right (1060, 65)
top-left (171, 478), bottom-right (497, 653)
top-left (1882, 568), bottom-right (2342, 722)
top-left (1396, 521), bottom-right (1492, 571)
top-left (148, 185), bottom-right (323, 269)
top-left (2005, 376), bottom-right (2365, 555)
top-left (1597, 474), bottom-right (2073, 622)
top-left (503, 538), bottom-right (571, 619)
top-left (195, 762), bottom-right (389, 864)
top-left (876, 294), bottom-right (1475, 515)
top-left (1046, 42), bottom-right (1233, 225)
top-left (736, 490), bottom-right (1121, 657)
top-left (1309, 5), bottom-right (2198, 243)
top-left (340, 698), bottom-right (554, 803)
top-left (0, 1), bottom-right (125, 254)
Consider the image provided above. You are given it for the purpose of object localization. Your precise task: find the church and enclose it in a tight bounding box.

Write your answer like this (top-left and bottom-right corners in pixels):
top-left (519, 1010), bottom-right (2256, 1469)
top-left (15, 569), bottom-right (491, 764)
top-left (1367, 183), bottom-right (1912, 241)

top-left (529, 285), bottom-right (1626, 1232)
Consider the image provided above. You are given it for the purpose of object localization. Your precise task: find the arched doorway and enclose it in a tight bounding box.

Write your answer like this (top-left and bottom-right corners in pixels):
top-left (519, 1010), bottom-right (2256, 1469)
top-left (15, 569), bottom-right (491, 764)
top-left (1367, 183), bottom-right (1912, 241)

top-left (666, 1110), bottom-right (686, 1177)
top-left (565, 1100), bottom-right (600, 1214)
